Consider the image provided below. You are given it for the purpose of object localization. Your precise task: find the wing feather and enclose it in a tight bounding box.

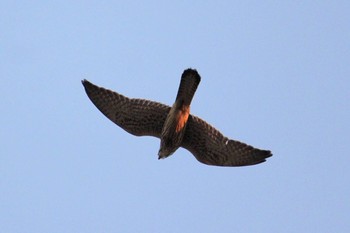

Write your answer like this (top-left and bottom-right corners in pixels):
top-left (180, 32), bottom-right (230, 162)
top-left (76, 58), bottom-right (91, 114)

top-left (82, 80), bottom-right (170, 137)
top-left (82, 79), bottom-right (272, 167)
top-left (182, 115), bottom-right (272, 166)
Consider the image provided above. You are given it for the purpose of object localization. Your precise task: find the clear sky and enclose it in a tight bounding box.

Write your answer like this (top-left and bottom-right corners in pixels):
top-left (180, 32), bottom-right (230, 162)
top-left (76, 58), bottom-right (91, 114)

top-left (1, 1), bottom-right (349, 232)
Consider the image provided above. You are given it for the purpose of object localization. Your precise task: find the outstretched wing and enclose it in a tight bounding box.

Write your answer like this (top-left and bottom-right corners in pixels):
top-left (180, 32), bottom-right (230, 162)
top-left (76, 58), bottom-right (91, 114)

top-left (182, 115), bottom-right (272, 167)
top-left (82, 80), bottom-right (170, 137)
top-left (82, 79), bottom-right (272, 167)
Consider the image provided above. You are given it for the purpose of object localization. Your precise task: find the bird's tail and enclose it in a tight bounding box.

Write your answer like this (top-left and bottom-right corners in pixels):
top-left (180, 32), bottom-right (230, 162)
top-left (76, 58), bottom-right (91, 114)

top-left (175, 69), bottom-right (201, 106)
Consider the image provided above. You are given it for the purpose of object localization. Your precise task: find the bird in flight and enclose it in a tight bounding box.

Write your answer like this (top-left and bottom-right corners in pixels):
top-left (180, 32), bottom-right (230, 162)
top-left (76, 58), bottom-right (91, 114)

top-left (82, 69), bottom-right (272, 167)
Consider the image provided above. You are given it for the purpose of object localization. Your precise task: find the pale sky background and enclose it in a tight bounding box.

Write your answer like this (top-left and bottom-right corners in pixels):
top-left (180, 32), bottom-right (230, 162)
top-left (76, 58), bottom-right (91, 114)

top-left (1, 1), bottom-right (349, 232)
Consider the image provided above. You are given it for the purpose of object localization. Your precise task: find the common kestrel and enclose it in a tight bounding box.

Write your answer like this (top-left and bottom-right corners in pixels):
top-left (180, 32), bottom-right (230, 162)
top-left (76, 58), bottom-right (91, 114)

top-left (82, 69), bottom-right (272, 166)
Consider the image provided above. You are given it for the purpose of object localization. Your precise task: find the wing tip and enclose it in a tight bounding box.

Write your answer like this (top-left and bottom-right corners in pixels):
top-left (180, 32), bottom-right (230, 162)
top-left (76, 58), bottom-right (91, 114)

top-left (249, 149), bottom-right (272, 165)
top-left (81, 79), bottom-right (99, 97)
top-left (81, 79), bottom-right (91, 87)
top-left (263, 149), bottom-right (273, 158)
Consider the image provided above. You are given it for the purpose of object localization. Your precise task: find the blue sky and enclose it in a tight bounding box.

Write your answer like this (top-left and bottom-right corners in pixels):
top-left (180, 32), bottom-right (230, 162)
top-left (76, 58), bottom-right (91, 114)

top-left (1, 1), bottom-right (349, 232)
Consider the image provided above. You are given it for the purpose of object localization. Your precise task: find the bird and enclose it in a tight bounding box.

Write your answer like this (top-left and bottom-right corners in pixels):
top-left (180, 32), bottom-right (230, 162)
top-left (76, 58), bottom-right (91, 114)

top-left (82, 69), bottom-right (272, 167)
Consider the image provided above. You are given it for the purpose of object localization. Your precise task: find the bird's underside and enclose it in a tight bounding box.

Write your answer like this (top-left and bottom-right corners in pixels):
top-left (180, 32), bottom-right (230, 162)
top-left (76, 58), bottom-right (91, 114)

top-left (82, 69), bottom-right (272, 167)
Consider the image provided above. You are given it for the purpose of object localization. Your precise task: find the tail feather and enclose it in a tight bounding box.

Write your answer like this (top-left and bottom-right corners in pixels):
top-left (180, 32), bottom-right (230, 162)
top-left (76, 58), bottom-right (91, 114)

top-left (175, 69), bottom-right (201, 106)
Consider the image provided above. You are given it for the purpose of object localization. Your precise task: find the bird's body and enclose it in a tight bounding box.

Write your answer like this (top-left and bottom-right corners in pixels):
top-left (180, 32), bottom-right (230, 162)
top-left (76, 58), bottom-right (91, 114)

top-left (158, 69), bottom-right (200, 158)
top-left (82, 69), bottom-right (272, 167)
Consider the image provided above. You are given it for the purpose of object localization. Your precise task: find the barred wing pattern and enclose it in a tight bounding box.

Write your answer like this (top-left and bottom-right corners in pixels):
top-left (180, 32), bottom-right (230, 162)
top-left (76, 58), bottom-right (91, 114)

top-left (82, 80), bottom-right (169, 137)
top-left (182, 115), bottom-right (272, 166)
top-left (82, 80), bottom-right (272, 167)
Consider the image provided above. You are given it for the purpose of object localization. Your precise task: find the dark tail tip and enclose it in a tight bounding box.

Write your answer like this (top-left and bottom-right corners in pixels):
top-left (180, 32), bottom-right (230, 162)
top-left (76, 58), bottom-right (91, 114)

top-left (182, 68), bottom-right (201, 83)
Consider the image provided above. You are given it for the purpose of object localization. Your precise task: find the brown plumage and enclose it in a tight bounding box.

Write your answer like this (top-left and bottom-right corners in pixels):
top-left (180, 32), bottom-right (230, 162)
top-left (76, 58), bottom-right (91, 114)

top-left (82, 68), bottom-right (272, 166)
top-left (158, 69), bottom-right (200, 159)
